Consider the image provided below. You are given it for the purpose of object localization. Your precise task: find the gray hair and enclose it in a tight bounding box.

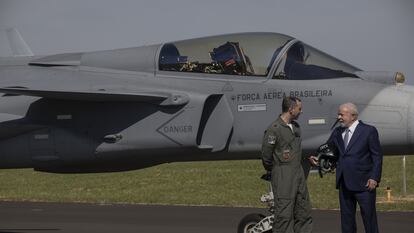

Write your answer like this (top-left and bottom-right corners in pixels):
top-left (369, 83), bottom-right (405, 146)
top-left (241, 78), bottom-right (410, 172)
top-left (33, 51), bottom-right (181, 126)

top-left (340, 102), bottom-right (359, 115)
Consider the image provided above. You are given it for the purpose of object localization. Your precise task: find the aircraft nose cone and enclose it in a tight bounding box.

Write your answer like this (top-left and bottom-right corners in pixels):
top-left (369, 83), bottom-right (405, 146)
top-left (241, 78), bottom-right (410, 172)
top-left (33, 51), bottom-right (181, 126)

top-left (360, 84), bottom-right (414, 155)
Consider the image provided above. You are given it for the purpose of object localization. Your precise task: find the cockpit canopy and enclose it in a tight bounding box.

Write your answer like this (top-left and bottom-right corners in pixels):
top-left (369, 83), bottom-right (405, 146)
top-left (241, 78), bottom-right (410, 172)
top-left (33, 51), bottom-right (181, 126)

top-left (158, 32), bottom-right (360, 79)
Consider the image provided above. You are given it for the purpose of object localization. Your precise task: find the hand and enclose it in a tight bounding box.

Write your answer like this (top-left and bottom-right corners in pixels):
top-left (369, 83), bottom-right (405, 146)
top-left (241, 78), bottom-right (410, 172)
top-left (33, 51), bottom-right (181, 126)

top-left (308, 156), bottom-right (319, 167)
top-left (366, 179), bottom-right (378, 191)
top-left (261, 171), bottom-right (272, 181)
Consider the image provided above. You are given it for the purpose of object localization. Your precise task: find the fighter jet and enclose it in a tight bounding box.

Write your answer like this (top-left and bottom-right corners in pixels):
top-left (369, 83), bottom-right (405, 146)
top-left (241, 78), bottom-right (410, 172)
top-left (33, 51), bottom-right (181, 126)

top-left (0, 31), bottom-right (411, 173)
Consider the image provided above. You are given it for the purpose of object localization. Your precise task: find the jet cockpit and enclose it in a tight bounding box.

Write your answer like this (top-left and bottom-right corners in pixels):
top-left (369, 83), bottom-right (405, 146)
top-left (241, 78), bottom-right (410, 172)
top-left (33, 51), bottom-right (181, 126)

top-left (158, 32), bottom-right (360, 80)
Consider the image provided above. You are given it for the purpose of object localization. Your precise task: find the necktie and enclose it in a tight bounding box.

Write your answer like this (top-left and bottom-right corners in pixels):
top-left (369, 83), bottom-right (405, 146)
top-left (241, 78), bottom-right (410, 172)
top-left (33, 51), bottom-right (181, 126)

top-left (344, 128), bottom-right (350, 149)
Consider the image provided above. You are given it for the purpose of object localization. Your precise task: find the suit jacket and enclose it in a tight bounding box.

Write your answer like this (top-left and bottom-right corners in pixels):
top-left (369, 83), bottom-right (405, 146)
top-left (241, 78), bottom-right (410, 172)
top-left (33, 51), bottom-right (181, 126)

top-left (327, 121), bottom-right (383, 191)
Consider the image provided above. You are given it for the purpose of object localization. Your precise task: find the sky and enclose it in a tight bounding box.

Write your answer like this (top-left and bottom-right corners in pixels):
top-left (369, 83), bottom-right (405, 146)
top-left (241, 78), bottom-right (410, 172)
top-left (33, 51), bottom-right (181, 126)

top-left (0, 0), bottom-right (413, 83)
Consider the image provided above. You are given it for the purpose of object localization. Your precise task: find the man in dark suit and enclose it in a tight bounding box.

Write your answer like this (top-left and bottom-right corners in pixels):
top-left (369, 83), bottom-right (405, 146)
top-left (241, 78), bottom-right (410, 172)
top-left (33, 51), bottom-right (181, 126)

top-left (327, 103), bottom-right (382, 233)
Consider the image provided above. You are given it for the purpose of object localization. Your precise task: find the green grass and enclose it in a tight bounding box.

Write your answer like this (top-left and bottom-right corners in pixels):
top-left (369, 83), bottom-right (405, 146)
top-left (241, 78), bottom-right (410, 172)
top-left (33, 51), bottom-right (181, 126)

top-left (308, 155), bottom-right (414, 211)
top-left (0, 156), bottom-right (413, 211)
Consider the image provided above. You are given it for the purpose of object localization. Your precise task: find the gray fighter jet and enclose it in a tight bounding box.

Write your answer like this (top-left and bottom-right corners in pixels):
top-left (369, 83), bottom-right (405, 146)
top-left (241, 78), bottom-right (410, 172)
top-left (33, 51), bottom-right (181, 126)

top-left (0, 31), bottom-right (411, 173)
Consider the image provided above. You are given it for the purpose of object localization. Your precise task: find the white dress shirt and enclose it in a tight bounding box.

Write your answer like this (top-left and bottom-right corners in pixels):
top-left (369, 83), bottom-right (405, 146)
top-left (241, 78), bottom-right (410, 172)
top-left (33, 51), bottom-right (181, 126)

top-left (342, 120), bottom-right (359, 145)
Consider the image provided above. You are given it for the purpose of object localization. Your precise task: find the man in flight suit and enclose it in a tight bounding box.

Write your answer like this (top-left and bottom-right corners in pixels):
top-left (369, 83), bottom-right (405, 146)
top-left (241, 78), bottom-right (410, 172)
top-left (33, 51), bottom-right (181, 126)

top-left (261, 96), bottom-right (314, 233)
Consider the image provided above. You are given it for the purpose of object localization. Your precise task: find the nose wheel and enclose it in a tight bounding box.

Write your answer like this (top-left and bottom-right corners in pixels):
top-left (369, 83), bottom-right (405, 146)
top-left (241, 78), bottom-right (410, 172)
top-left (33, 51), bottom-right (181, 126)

top-left (237, 213), bottom-right (270, 233)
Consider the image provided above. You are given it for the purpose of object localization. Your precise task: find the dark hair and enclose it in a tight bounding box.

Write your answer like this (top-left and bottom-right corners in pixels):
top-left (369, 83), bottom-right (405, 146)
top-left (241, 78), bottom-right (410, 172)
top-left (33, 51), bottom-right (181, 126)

top-left (282, 96), bottom-right (301, 112)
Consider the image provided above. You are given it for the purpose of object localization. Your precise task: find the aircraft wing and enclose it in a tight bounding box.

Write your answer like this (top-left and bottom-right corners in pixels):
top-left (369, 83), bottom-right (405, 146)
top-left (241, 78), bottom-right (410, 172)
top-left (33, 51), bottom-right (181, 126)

top-left (0, 87), bottom-right (189, 106)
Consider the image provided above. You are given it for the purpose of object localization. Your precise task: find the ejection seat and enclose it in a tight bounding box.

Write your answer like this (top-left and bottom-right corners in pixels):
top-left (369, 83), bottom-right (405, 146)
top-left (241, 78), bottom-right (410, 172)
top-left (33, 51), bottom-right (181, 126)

top-left (210, 41), bottom-right (249, 75)
top-left (159, 43), bottom-right (188, 71)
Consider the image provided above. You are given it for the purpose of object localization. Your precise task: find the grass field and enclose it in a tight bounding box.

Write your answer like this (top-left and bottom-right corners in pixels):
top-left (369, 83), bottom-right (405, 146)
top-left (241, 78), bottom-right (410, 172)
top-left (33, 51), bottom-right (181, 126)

top-left (0, 156), bottom-right (413, 211)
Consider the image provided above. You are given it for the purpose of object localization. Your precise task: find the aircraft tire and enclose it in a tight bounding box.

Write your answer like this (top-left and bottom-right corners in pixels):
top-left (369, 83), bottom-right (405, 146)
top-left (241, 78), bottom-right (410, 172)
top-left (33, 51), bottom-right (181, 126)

top-left (237, 213), bottom-right (269, 233)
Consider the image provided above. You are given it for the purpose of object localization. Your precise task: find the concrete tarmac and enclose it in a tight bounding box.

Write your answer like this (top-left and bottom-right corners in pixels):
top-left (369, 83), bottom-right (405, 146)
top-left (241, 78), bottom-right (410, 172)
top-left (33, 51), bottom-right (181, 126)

top-left (0, 201), bottom-right (413, 233)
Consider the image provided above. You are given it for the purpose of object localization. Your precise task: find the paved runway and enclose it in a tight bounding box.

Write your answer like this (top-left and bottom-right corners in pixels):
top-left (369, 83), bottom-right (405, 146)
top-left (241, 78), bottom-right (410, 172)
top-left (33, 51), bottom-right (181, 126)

top-left (0, 201), bottom-right (413, 233)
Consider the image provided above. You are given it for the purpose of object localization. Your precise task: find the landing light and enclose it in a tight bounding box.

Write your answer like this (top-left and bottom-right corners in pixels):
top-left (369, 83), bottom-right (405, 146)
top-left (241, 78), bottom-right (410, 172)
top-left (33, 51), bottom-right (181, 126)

top-left (395, 72), bottom-right (405, 85)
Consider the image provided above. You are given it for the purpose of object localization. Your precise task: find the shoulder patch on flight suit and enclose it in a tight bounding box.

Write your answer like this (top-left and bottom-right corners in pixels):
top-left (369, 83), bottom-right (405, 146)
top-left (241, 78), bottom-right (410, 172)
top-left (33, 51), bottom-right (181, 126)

top-left (267, 135), bottom-right (276, 145)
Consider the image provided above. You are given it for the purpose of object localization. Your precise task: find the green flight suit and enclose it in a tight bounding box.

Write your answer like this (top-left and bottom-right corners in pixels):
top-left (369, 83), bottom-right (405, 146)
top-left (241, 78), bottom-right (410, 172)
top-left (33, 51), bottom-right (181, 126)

top-left (261, 117), bottom-right (313, 233)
